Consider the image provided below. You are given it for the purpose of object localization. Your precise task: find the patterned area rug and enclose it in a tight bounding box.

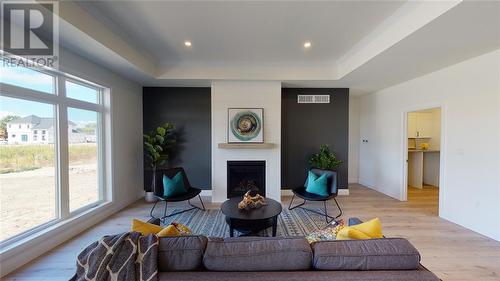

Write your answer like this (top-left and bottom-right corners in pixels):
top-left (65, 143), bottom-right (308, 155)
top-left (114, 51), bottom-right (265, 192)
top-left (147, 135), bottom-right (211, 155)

top-left (161, 208), bottom-right (329, 237)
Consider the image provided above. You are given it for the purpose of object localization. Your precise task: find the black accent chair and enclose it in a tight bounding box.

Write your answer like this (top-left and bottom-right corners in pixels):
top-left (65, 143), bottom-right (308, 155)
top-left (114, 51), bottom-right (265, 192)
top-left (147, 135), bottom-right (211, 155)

top-left (288, 168), bottom-right (342, 223)
top-left (149, 167), bottom-right (206, 222)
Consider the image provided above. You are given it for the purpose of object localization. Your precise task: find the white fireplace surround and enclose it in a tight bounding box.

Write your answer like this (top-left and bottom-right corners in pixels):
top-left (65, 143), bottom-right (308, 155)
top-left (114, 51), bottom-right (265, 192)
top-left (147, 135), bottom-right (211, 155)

top-left (211, 80), bottom-right (281, 203)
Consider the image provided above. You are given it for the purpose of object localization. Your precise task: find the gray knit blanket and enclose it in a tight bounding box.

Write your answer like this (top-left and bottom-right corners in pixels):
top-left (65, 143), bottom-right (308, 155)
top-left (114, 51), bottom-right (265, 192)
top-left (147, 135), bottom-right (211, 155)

top-left (70, 232), bottom-right (158, 281)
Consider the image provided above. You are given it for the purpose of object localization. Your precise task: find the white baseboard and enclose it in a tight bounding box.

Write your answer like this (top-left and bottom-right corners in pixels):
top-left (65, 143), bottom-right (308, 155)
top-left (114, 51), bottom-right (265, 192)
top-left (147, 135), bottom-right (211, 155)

top-left (281, 190), bottom-right (294, 196)
top-left (338, 189), bottom-right (350, 196)
top-left (358, 179), bottom-right (375, 189)
top-left (200, 190), bottom-right (212, 197)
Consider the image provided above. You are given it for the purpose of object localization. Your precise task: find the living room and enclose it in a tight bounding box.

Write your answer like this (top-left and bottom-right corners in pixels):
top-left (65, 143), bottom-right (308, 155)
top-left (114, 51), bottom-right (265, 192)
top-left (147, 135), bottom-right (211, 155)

top-left (1, 1), bottom-right (499, 280)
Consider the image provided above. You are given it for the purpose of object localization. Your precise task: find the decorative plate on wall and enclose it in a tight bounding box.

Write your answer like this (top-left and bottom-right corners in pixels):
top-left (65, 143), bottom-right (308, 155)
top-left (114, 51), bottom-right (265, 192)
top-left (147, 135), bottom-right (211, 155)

top-left (228, 108), bottom-right (264, 143)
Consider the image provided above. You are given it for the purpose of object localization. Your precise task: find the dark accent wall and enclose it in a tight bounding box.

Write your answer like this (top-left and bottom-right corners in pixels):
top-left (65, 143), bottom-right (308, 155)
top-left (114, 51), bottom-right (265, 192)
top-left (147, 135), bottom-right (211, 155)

top-left (281, 88), bottom-right (349, 190)
top-left (143, 87), bottom-right (211, 190)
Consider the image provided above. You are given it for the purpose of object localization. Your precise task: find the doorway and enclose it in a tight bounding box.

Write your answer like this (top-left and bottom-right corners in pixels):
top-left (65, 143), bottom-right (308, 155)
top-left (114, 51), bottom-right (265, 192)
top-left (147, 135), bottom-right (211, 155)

top-left (404, 107), bottom-right (442, 215)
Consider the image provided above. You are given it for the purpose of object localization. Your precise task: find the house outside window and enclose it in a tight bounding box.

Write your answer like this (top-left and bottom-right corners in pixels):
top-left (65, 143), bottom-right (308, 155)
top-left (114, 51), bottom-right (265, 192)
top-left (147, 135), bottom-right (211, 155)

top-left (0, 61), bottom-right (109, 247)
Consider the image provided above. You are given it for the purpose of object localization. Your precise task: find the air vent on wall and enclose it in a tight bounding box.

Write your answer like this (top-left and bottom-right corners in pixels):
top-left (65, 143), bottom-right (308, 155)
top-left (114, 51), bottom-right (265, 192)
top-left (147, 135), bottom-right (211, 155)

top-left (297, 95), bottom-right (330, 104)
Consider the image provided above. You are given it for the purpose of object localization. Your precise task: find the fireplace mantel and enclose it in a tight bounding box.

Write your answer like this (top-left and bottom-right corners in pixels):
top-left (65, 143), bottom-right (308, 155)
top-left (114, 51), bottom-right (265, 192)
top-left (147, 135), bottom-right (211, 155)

top-left (218, 143), bottom-right (275, 149)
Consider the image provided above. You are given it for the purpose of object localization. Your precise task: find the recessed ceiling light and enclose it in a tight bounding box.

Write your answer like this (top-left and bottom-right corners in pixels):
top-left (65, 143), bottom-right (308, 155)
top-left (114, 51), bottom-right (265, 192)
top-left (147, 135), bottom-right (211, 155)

top-left (184, 41), bottom-right (192, 47)
top-left (304, 41), bottom-right (312, 48)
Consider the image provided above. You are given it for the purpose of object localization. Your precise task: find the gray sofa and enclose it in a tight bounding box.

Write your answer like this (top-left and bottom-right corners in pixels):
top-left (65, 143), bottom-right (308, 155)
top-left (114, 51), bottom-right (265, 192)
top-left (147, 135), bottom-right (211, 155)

top-left (155, 234), bottom-right (440, 281)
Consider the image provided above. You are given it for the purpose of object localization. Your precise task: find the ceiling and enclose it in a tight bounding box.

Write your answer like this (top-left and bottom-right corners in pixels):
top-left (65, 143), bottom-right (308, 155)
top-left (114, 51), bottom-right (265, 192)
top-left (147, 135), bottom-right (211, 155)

top-left (53, 1), bottom-right (500, 94)
top-left (79, 1), bottom-right (403, 68)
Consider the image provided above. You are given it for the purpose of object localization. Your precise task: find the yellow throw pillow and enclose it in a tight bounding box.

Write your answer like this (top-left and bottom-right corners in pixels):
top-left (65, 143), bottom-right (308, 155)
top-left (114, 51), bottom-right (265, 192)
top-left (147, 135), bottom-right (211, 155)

top-left (157, 225), bottom-right (180, 237)
top-left (131, 219), bottom-right (163, 235)
top-left (350, 218), bottom-right (383, 238)
top-left (173, 222), bottom-right (192, 235)
top-left (336, 227), bottom-right (372, 240)
top-left (157, 222), bottom-right (192, 237)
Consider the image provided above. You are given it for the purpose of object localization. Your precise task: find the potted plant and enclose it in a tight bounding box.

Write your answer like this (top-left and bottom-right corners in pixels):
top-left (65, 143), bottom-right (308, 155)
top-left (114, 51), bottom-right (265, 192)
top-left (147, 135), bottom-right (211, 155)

top-left (143, 123), bottom-right (176, 202)
top-left (308, 144), bottom-right (342, 171)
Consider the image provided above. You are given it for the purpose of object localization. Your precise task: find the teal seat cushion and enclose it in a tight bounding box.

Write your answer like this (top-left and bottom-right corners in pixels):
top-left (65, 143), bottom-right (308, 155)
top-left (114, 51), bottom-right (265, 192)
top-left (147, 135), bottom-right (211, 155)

top-left (163, 172), bottom-right (187, 198)
top-left (305, 171), bottom-right (329, 197)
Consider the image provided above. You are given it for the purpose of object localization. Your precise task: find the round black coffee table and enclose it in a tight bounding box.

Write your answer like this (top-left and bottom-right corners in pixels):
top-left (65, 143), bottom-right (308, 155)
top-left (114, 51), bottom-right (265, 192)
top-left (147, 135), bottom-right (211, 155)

top-left (221, 197), bottom-right (282, 237)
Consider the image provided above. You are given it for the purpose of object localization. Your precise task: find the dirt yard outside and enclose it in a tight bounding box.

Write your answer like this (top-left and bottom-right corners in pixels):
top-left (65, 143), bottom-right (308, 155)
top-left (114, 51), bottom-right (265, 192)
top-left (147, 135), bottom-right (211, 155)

top-left (0, 144), bottom-right (99, 242)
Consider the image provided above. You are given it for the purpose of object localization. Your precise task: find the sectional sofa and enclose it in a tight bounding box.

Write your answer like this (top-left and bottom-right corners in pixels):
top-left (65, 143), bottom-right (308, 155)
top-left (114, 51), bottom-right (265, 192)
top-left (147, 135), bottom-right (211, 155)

top-left (152, 218), bottom-right (440, 281)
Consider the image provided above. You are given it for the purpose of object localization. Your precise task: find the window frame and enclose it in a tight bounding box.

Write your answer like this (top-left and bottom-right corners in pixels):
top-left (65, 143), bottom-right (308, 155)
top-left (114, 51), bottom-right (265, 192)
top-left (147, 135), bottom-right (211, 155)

top-left (0, 63), bottom-right (109, 247)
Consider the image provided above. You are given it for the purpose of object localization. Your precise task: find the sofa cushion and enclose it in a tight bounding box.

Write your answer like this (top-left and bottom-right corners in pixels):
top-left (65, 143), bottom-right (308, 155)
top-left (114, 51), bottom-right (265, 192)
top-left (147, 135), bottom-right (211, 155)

top-left (158, 235), bottom-right (208, 271)
top-left (312, 238), bottom-right (421, 270)
top-left (203, 236), bottom-right (312, 271)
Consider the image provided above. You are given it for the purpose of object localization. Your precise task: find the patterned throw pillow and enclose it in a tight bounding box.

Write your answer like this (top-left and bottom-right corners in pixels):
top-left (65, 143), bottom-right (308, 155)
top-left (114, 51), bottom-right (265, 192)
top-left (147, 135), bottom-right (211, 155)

top-left (305, 219), bottom-right (345, 244)
top-left (157, 222), bottom-right (192, 237)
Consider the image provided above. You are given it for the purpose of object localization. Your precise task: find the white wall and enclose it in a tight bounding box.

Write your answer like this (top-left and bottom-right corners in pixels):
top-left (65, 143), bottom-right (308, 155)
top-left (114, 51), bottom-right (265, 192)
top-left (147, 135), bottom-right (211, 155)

top-left (60, 48), bottom-right (144, 204)
top-left (348, 96), bottom-right (360, 183)
top-left (211, 81), bottom-right (281, 202)
top-left (359, 49), bottom-right (500, 241)
top-left (0, 48), bottom-right (144, 277)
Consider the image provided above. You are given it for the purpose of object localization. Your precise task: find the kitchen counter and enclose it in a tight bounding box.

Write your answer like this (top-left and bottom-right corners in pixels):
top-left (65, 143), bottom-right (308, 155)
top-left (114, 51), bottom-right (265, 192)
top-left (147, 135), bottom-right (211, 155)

top-left (408, 150), bottom-right (440, 188)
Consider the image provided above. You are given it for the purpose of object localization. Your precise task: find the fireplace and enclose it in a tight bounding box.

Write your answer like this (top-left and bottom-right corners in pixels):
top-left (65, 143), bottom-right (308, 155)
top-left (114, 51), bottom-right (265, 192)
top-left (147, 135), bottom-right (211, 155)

top-left (227, 161), bottom-right (266, 198)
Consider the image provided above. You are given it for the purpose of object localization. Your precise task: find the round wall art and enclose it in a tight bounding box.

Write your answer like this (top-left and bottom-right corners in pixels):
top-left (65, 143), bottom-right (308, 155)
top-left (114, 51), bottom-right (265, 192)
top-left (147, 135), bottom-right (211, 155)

top-left (228, 108), bottom-right (264, 143)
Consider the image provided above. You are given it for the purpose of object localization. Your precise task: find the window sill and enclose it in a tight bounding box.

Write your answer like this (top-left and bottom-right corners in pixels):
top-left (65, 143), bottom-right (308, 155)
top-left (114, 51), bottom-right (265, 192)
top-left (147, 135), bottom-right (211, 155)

top-left (0, 201), bottom-right (112, 258)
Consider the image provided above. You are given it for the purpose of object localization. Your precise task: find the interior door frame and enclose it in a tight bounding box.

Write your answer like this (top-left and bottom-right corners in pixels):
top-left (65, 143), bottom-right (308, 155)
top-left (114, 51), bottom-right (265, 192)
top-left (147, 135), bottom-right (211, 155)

top-left (401, 104), bottom-right (446, 215)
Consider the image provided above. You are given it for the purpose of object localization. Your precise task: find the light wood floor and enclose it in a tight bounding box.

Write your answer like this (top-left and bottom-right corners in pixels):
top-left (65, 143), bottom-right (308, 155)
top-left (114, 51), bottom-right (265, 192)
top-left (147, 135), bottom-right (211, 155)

top-left (4, 184), bottom-right (500, 280)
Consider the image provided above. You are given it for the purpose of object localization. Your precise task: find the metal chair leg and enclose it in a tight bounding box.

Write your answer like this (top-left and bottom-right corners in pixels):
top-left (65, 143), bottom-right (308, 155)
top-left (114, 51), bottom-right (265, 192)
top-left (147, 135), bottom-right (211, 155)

top-left (149, 200), bottom-right (160, 219)
top-left (196, 195), bottom-right (206, 211)
top-left (333, 197), bottom-right (342, 219)
top-left (163, 201), bottom-right (168, 220)
top-left (288, 194), bottom-right (342, 223)
top-left (288, 194), bottom-right (306, 210)
top-left (158, 194), bottom-right (207, 221)
top-left (324, 201), bottom-right (330, 223)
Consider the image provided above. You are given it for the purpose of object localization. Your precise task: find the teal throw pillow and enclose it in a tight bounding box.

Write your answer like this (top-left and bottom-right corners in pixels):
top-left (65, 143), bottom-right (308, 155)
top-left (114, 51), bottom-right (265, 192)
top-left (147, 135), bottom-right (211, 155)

top-left (163, 172), bottom-right (187, 198)
top-left (305, 171), bottom-right (329, 197)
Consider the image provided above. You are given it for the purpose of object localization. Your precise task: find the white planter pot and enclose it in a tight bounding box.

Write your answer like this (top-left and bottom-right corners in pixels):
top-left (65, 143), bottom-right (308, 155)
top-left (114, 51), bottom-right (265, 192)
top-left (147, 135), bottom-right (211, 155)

top-left (145, 192), bottom-right (157, 203)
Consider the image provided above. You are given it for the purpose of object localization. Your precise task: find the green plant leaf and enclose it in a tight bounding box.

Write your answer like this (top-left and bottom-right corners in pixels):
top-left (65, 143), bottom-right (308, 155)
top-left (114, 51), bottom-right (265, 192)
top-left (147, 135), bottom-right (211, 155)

top-left (308, 144), bottom-right (342, 170)
top-left (143, 123), bottom-right (177, 170)
top-left (156, 127), bottom-right (166, 136)
top-left (155, 135), bottom-right (164, 144)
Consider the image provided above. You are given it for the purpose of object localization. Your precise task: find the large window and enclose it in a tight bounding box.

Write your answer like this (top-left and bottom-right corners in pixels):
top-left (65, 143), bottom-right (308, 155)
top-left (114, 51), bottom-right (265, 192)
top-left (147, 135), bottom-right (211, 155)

top-left (0, 62), bottom-right (107, 244)
top-left (68, 108), bottom-right (100, 211)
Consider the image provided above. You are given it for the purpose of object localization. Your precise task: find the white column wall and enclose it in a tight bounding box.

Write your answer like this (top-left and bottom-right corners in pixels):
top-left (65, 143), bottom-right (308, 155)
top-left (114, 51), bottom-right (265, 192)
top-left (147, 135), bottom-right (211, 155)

top-left (211, 81), bottom-right (281, 202)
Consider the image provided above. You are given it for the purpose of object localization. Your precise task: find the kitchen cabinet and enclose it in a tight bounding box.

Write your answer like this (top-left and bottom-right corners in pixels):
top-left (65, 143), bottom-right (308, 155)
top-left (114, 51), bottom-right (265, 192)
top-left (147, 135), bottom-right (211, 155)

top-left (408, 112), bottom-right (432, 138)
